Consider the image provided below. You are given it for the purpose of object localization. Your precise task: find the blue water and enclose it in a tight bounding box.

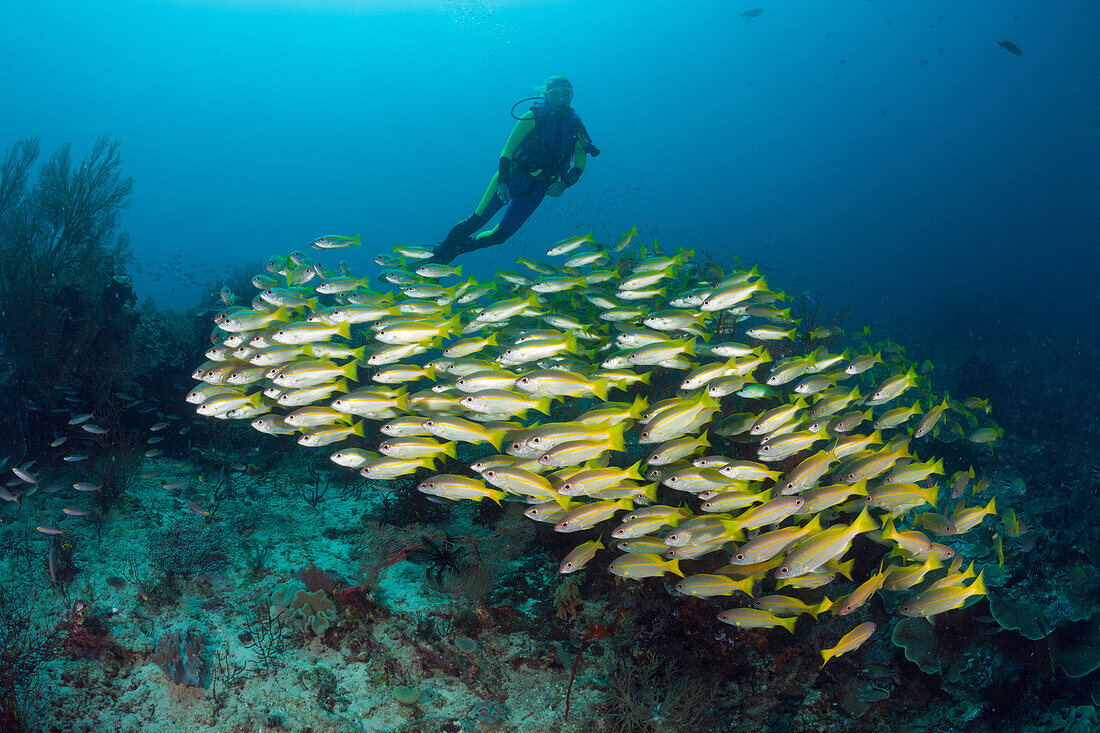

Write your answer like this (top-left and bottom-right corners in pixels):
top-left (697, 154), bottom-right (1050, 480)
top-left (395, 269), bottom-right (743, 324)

top-left (2, 0), bottom-right (1096, 338)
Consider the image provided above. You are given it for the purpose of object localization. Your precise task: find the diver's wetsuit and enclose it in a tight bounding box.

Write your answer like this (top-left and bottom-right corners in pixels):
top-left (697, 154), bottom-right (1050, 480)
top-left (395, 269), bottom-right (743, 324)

top-left (433, 102), bottom-right (588, 264)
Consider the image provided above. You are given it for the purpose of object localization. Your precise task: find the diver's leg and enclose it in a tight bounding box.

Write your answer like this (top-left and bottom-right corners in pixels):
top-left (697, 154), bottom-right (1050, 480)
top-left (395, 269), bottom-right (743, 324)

top-left (445, 214), bottom-right (486, 243)
top-left (431, 174), bottom-right (505, 264)
top-left (449, 180), bottom-right (549, 257)
top-left (494, 177), bottom-right (548, 238)
top-left (456, 224), bottom-right (511, 254)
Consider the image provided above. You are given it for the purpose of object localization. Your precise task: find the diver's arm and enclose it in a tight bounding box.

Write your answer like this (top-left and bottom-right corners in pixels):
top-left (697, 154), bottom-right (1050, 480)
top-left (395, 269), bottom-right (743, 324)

top-left (499, 112), bottom-right (536, 174)
top-left (562, 137), bottom-right (587, 187)
top-left (571, 137), bottom-right (588, 173)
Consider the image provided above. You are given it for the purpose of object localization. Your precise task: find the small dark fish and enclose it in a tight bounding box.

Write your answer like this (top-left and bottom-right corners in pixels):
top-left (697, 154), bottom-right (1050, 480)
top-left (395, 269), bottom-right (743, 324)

top-left (920, 59), bottom-right (928, 66)
top-left (740, 8), bottom-right (764, 18)
top-left (997, 40), bottom-right (1022, 56)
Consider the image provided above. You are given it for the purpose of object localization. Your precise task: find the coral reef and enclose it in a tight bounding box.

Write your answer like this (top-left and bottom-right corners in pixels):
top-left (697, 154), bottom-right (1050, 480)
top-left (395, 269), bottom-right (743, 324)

top-left (151, 628), bottom-right (206, 686)
top-left (273, 585), bottom-right (340, 636)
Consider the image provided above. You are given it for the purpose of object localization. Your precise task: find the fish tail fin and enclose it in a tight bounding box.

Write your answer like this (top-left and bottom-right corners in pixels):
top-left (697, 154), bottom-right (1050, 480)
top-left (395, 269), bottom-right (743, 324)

top-left (343, 360), bottom-right (359, 382)
top-left (487, 489), bottom-right (506, 506)
top-left (625, 460), bottom-right (644, 481)
top-left (564, 331), bottom-right (579, 354)
top-left (443, 441), bottom-right (458, 459)
top-left (802, 513), bottom-right (825, 535)
top-left (485, 429), bottom-right (504, 451)
top-left (630, 395), bottom-right (649, 417)
top-left (834, 558), bottom-right (855, 581)
top-left (590, 378), bottom-right (609, 402)
top-left (970, 571), bottom-right (988, 597)
top-left (336, 321), bottom-right (352, 340)
top-left (352, 421), bottom-right (366, 437)
top-left (642, 482), bottom-right (659, 504)
top-left (780, 615), bottom-right (798, 634)
top-left (925, 485), bottom-right (940, 510)
top-left (985, 496), bottom-right (997, 516)
top-left (855, 507), bottom-right (879, 534)
top-left (666, 558), bottom-right (684, 578)
top-left (608, 422), bottom-right (627, 452)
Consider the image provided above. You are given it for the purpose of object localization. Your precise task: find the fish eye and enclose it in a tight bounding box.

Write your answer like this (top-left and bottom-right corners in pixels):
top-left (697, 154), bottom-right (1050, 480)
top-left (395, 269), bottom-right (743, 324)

top-left (641, 431), bottom-right (649, 438)
top-left (736, 553), bottom-right (745, 561)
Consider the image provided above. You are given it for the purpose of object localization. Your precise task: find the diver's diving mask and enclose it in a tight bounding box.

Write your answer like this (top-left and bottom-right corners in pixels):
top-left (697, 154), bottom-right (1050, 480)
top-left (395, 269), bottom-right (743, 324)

top-left (546, 86), bottom-right (574, 105)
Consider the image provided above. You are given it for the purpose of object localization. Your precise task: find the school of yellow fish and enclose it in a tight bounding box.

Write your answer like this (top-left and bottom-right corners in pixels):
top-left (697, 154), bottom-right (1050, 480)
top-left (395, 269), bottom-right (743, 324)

top-left (190, 228), bottom-right (1004, 666)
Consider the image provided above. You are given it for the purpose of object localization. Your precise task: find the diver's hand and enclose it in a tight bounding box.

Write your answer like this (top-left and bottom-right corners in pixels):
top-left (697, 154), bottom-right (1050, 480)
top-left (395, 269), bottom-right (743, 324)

top-left (546, 181), bottom-right (566, 197)
top-left (497, 182), bottom-right (512, 202)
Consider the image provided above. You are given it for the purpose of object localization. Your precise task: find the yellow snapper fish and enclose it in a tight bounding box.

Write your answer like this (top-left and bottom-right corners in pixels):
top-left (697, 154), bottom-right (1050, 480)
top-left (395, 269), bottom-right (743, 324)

top-left (192, 237), bottom-right (1004, 667)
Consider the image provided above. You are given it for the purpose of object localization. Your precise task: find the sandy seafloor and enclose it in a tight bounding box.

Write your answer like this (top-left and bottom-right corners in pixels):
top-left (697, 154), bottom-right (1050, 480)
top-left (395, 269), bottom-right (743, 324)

top-left (3, 322), bottom-right (1098, 733)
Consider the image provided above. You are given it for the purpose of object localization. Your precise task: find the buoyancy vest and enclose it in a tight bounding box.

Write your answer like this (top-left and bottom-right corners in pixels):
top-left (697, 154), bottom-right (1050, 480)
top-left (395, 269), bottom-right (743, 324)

top-left (512, 100), bottom-right (581, 178)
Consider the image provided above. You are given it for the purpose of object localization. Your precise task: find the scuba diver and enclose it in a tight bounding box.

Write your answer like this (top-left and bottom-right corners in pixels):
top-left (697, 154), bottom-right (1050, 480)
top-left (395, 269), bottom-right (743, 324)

top-left (428, 76), bottom-right (599, 264)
